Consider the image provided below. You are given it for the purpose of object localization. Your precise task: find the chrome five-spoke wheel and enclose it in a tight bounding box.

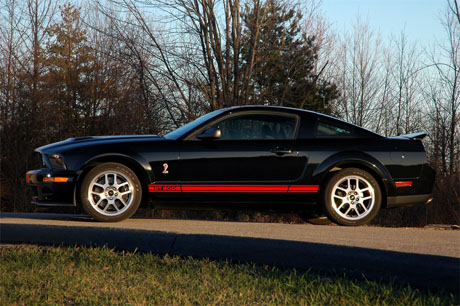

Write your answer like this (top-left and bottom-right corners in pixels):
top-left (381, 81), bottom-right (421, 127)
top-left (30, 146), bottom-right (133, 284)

top-left (80, 162), bottom-right (142, 222)
top-left (323, 168), bottom-right (381, 226)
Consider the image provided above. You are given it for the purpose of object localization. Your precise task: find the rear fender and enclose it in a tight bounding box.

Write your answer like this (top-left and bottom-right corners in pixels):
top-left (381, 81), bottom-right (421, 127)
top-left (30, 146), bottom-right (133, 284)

top-left (312, 151), bottom-right (394, 198)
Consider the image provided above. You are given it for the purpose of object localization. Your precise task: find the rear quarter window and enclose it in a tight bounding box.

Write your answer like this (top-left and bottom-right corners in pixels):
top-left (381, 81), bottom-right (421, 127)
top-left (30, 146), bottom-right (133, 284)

top-left (315, 119), bottom-right (353, 137)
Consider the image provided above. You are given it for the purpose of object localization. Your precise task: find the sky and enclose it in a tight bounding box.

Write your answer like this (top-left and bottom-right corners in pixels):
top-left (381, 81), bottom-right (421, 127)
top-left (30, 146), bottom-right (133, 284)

top-left (321, 0), bottom-right (447, 46)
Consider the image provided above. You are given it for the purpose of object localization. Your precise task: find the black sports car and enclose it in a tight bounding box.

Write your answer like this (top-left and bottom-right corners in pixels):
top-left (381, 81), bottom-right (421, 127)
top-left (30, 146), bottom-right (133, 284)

top-left (26, 106), bottom-right (435, 225)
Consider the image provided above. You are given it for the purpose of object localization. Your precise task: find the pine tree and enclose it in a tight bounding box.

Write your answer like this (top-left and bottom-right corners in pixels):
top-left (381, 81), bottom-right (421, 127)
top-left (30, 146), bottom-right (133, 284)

top-left (42, 4), bottom-right (95, 138)
top-left (241, 0), bottom-right (338, 113)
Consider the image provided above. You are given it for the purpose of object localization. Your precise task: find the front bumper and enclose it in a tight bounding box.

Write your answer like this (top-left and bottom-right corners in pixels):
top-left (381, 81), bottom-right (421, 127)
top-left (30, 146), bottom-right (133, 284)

top-left (26, 169), bottom-right (77, 206)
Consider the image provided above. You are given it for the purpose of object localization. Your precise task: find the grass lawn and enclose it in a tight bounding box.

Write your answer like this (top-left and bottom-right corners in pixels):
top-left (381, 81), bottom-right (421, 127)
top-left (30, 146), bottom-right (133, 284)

top-left (0, 245), bottom-right (457, 305)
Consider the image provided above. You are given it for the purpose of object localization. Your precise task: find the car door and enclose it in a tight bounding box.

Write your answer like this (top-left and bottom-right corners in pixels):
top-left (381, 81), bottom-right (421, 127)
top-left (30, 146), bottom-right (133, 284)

top-left (178, 111), bottom-right (308, 192)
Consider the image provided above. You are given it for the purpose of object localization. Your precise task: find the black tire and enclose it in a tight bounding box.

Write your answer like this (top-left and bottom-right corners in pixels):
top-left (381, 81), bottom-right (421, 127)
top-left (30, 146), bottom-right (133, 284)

top-left (322, 168), bottom-right (381, 226)
top-left (80, 162), bottom-right (142, 222)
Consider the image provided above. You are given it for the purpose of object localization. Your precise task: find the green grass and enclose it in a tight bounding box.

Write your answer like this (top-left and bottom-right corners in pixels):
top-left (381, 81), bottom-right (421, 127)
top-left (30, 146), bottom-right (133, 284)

top-left (0, 245), bottom-right (457, 305)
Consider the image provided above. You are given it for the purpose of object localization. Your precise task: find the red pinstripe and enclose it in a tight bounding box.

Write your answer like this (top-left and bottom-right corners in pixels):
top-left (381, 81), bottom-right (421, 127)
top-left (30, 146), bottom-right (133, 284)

top-left (148, 184), bottom-right (319, 193)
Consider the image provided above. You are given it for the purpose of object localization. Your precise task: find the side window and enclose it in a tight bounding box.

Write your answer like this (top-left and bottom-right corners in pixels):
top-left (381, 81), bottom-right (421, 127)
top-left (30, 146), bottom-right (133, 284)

top-left (212, 113), bottom-right (298, 140)
top-left (316, 120), bottom-right (352, 137)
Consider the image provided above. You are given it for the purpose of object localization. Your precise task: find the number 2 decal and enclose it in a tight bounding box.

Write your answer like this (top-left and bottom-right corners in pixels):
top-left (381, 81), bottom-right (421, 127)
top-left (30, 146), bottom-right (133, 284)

top-left (162, 163), bottom-right (169, 174)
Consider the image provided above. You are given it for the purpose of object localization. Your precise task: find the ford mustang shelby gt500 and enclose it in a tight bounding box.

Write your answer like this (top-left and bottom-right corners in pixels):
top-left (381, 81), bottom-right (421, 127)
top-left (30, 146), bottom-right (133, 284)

top-left (26, 106), bottom-right (435, 225)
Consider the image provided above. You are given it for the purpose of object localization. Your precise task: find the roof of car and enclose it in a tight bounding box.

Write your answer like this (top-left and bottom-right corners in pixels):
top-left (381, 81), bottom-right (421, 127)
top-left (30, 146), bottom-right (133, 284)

top-left (223, 105), bottom-right (337, 119)
top-left (221, 105), bottom-right (382, 137)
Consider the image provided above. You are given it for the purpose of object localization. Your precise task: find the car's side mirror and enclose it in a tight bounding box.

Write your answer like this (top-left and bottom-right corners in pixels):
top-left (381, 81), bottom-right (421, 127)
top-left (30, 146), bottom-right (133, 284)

top-left (196, 127), bottom-right (221, 140)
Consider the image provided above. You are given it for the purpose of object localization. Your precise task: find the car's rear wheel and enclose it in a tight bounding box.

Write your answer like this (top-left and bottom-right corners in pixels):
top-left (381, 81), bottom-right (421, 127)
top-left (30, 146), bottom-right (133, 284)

top-left (80, 162), bottom-right (142, 222)
top-left (323, 168), bottom-right (381, 226)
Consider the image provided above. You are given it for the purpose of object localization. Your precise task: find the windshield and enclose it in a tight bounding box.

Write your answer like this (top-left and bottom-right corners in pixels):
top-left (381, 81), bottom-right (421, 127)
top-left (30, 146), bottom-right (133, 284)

top-left (164, 109), bottom-right (226, 140)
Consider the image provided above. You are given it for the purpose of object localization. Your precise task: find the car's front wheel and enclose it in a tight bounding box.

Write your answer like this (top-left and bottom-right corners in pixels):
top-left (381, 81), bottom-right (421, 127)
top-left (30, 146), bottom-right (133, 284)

top-left (80, 162), bottom-right (142, 222)
top-left (323, 168), bottom-right (381, 226)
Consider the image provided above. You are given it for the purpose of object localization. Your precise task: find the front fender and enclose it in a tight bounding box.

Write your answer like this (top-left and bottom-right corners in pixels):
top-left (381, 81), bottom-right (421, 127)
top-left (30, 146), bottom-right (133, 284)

top-left (78, 153), bottom-right (153, 180)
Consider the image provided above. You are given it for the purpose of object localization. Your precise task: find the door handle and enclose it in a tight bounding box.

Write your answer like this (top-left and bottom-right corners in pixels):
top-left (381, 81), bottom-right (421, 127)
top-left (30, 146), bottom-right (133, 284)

top-left (270, 148), bottom-right (292, 156)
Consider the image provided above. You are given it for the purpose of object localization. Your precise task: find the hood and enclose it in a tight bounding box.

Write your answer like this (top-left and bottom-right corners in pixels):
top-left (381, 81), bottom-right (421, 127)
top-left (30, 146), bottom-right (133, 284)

top-left (36, 135), bottom-right (164, 153)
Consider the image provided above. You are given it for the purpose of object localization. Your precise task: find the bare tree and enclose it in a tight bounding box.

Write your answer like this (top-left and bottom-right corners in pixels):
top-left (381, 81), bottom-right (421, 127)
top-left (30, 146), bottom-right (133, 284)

top-left (0, 0), bottom-right (58, 211)
top-left (448, 0), bottom-right (460, 24)
top-left (0, 0), bottom-right (23, 125)
top-left (166, 0), bottom-right (246, 110)
top-left (333, 17), bottom-right (381, 128)
top-left (301, 0), bottom-right (337, 80)
top-left (389, 31), bottom-right (424, 135)
top-left (25, 0), bottom-right (56, 110)
top-left (93, 0), bottom-right (212, 125)
top-left (427, 0), bottom-right (460, 175)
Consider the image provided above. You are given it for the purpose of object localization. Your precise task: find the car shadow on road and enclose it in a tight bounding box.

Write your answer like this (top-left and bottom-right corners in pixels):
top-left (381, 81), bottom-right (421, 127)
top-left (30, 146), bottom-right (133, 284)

top-left (0, 212), bottom-right (95, 222)
top-left (1, 221), bottom-right (458, 294)
top-left (1, 211), bottom-right (334, 225)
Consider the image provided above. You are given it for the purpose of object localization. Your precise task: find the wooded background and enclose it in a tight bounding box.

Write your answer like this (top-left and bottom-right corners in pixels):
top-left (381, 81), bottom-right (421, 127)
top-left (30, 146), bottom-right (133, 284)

top-left (1, 0), bottom-right (458, 226)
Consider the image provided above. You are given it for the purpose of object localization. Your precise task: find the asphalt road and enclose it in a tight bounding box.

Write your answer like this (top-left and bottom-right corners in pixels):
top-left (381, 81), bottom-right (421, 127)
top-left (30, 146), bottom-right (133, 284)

top-left (1, 212), bottom-right (459, 292)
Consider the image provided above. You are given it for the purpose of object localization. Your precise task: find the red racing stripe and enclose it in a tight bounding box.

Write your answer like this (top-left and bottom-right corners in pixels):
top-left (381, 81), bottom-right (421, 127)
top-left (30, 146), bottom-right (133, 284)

top-left (181, 184), bottom-right (289, 193)
top-left (287, 185), bottom-right (319, 193)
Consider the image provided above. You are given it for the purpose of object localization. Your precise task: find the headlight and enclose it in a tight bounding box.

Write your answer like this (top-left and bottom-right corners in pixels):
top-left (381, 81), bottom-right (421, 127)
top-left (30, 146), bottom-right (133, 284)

top-left (47, 154), bottom-right (66, 169)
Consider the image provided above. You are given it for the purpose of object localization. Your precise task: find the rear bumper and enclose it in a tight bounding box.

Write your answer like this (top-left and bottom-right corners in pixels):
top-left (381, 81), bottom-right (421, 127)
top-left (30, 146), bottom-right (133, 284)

top-left (26, 169), bottom-right (77, 206)
top-left (386, 194), bottom-right (433, 208)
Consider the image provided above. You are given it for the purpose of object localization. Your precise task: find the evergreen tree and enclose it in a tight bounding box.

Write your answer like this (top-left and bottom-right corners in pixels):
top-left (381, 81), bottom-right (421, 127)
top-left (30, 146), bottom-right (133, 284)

top-left (241, 0), bottom-right (338, 113)
top-left (42, 4), bottom-right (95, 138)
